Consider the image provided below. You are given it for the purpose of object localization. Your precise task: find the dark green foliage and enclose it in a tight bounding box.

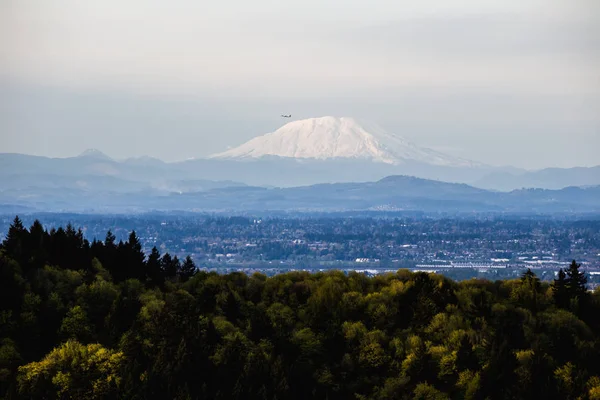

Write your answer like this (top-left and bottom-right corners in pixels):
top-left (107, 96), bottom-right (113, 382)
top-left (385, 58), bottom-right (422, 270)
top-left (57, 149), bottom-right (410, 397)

top-left (146, 246), bottom-right (164, 287)
top-left (566, 260), bottom-right (587, 300)
top-left (2, 216), bottom-right (26, 267)
top-left (1, 217), bottom-right (600, 400)
top-left (179, 255), bottom-right (197, 281)
top-left (161, 252), bottom-right (180, 280)
top-left (553, 268), bottom-right (569, 309)
top-left (553, 261), bottom-right (588, 314)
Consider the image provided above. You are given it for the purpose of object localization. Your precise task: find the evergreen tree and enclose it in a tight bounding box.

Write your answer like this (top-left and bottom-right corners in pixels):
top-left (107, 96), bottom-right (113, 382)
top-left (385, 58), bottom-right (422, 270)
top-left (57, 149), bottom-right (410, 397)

top-left (27, 220), bottom-right (47, 270)
top-left (178, 255), bottom-right (197, 281)
top-left (28, 220), bottom-right (44, 245)
top-left (521, 268), bottom-right (539, 285)
top-left (169, 256), bottom-right (181, 280)
top-left (146, 247), bottom-right (164, 286)
top-left (1, 216), bottom-right (27, 262)
top-left (126, 231), bottom-right (145, 264)
top-left (90, 239), bottom-right (103, 262)
top-left (161, 253), bottom-right (179, 279)
top-left (65, 223), bottom-right (76, 239)
top-left (552, 268), bottom-right (569, 309)
top-left (105, 230), bottom-right (116, 249)
top-left (566, 260), bottom-right (587, 299)
top-left (124, 231), bottom-right (146, 281)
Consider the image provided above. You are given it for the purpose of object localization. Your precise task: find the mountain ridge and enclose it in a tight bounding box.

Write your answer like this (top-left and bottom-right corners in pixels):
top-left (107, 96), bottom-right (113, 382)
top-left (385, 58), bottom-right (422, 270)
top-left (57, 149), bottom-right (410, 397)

top-left (1, 172), bottom-right (598, 214)
top-left (1, 150), bottom-right (598, 191)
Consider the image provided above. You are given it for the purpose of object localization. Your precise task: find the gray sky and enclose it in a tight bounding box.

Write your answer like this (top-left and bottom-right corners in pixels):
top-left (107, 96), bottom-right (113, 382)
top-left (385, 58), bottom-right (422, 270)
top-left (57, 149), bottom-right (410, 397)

top-left (1, 0), bottom-right (599, 169)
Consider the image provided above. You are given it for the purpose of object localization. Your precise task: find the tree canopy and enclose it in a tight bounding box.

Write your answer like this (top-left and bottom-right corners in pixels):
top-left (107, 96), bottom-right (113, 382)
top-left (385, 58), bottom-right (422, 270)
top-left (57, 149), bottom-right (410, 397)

top-left (1, 217), bottom-right (600, 399)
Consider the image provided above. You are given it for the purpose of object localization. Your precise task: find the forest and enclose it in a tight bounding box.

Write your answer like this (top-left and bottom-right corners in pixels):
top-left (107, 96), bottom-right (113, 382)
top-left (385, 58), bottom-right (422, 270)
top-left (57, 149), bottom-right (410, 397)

top-left (1, 216), bottom-right (600, 399)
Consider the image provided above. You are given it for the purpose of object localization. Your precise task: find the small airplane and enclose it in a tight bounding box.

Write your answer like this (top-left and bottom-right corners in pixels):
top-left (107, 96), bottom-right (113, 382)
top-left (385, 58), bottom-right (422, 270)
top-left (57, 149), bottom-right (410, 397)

top-left (281, 114), bottom-right (291, 118)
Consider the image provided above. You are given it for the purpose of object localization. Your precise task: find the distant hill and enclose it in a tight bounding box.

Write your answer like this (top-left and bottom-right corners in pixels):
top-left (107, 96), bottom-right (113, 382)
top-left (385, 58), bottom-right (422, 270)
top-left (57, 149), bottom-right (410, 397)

top-left (0, 152), bottom-right (247, 199)
top-left (77, 148), bottom-right (114, 161)
top-left (474, 166), bottom-right (600, 191)
top-left (1, 148), bottom-right (597, 202)
top-left (1, 171), bottom-right (598, 214)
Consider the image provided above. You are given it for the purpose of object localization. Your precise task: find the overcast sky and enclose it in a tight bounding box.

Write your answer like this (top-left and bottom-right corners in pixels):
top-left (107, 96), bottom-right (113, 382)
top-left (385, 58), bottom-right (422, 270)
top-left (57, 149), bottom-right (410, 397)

top-left (1, 0), bottom-right (599, 169)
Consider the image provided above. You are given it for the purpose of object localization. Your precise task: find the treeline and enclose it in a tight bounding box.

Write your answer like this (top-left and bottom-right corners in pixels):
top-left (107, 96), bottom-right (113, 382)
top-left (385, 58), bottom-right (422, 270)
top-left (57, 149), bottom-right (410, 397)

top-left (1, 217), bottom-right (600, 399)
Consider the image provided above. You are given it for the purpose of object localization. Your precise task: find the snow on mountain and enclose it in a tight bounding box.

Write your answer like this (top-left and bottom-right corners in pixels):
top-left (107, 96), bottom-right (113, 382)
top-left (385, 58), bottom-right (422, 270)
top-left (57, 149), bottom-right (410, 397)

top-left (210, 117), bottom-right (478, 167)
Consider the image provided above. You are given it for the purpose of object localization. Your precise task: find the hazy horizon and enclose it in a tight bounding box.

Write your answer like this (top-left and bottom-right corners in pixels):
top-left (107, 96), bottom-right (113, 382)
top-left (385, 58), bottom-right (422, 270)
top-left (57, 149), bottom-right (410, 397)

top-left (1, 0), bottom-right (599, 169)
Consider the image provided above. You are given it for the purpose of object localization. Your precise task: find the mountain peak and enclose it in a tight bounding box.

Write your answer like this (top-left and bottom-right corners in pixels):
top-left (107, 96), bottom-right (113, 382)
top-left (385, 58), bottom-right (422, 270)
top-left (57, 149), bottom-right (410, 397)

top-left (210, 116), bottom-right (478, 167)
top-left (77, 149), bottom-right (112, 160)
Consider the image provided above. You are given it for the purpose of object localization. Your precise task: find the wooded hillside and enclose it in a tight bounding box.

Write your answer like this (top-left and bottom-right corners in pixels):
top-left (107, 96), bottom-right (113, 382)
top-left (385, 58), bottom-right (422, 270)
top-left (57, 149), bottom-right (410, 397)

top-left (1, 217), bottom-right (599, 399)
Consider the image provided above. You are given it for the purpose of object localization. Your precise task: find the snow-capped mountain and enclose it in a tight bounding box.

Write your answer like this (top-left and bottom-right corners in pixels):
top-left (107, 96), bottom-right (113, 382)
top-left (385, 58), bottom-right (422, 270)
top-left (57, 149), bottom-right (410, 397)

top-left (210, 117), bottom-right (479, 167)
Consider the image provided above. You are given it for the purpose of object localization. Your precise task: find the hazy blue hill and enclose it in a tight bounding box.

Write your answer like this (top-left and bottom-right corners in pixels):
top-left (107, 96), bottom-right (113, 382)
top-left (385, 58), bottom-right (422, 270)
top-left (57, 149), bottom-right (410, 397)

top-left (3, 151), bottom-right (598, 191)
top-left (1, 152), bottom-right (598, 213)
top-left (2, 165), bottom-right (598, 213)
top-left (121, 155), bottom-right (166, 167)
top-left (175, 156), bottom-right (499, 187)
top-left (475, 165), bottom-right (600, 191)
top-left (0, 152), bottom-right (123, 177)
top-left (375, 175), bottom-right (489, 196)
top-left (503, 185), bottom-right (600, 210)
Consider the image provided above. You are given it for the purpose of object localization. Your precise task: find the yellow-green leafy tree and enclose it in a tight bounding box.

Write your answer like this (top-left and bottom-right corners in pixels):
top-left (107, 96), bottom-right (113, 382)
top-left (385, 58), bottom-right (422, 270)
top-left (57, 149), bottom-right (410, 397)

top-left (17, 340), bottom-right (123, 399)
